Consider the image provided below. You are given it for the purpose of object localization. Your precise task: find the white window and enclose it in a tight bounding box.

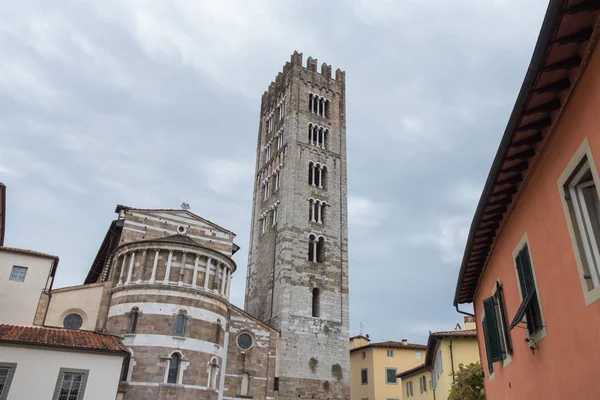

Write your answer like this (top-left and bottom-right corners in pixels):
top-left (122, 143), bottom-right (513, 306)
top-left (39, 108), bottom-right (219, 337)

top-left (167, 353), bottom-right (180, 384)
top-left (308, 235), bottom-right (325, 263)
top-left (274, 170), bottom-right (281, 191)
top-left (263, 179), bottom-right (270, 201)
top-left (53, 368), bottom-right (88, 400)
top-left (405, 380), bottom-right (413, 397)
top-left (277, 131), bottom-right (284, 150)
top-left (308, 162), bottom-right (327, 188)
top-left (435, 351), bottom-right (442, 379)
top-left (265, 146), bottom-right (271, 163)
top-left (208, 358), bottom-right (219, 389)
top-left (309, 94), bottom-right (329, 118)
top-left (9, 266), bottom-right (27, 282)
top-left (566, 158), bottom-right (600, 288)
top-left (416, 351), bottom-right (422, 360)
top-left (261, 217), bottom-right (267, 234)
top-left (267, 118), bottom-right (273, 133)
top-left (386, 350), bottom-right (394, 358)
top-left (272, 205), bottom-right (278, 227)
top-left (0, 363), bottom-right (17, 400)
top-left (385, 368), bottom-right (397, 384)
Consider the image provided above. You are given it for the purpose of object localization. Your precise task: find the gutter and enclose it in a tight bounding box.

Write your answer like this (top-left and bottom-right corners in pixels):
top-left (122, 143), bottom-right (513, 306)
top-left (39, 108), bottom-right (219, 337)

top-left (449, 338), bottom-right (456, 384)
top-left (0, 340), bottom-right (128, 356)
top-left (41, 258), bottom-right (60, 326)
top-left (453, 0), bottom-right (567, 306)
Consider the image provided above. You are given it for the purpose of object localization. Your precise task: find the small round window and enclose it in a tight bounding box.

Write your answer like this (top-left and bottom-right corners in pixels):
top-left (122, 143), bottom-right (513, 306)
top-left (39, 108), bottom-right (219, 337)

top-left (177, 226), bottom-right (187, 234)
top-left (237, 333), bottom-right (253, 350)
top-left (63, 313), bottom-right (83, 330)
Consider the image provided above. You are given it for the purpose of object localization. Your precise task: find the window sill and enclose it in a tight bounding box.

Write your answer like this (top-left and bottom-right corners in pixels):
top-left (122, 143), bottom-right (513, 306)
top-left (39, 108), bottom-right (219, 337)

top-left (172, 336), bottom-right (186, 341)
top-left (583, 285), bottom-right (600, 306)
top-left (122, 334), bottom-right (136, 338)
top-left (528, 326), bottom-right (547, 345)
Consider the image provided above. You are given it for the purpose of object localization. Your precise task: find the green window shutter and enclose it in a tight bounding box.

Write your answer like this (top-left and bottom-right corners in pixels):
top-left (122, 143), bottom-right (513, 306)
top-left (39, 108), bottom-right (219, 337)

top-left (482, 316), bottom-right (493, 375)
top-left (516, 245), bottom-right (544, 334)
top-left (495, 284), bottom-right (512, 352)
top-left (483, 297), bottom-right (503, 364)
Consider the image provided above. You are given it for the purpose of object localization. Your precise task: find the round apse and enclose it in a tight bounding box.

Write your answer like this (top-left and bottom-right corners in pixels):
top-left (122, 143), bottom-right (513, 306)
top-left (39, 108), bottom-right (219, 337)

top-left (237, 333), bottom-right (254, 350)
top-left (63, 313), bottom-right (83, 330)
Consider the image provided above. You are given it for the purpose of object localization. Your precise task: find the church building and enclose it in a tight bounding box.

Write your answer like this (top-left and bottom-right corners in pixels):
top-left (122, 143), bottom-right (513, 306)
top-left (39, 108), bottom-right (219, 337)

top-left (0, 52), bottom-right (350, 400)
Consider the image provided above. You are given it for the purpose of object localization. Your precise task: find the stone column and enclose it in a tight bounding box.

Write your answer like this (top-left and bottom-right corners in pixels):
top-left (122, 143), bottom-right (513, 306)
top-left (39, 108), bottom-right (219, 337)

top-left (118, 253), bottom-right (127, 286)
top-left (312, 240), bottom-right (317, 262)
top-left (318, 167), bottom-right (323, 188)
top-left (317, 203), bottom-right (322, 223)
top-left (164, 250), bottom-right (174, 284)
top-left (137, 250), bottom-right (147, 283)
top-left (311, 200), bottom-right (316, 222)
top-left (179, 252), bottom-right (187, 286)
top-left (311, 165), bottom-right (316, 186)
top-left (149, 249), bottom-right (159, 284)
top-left (220, 264), bottom-right (227, 295)
top-left (225, 268), bottom-right (232, 299)
top-left (192, 254), bottom-right (199, 288)
top-left (125, 251), bottom-right (135, 285)
top-left (204, 258), bottom-right (211, 289)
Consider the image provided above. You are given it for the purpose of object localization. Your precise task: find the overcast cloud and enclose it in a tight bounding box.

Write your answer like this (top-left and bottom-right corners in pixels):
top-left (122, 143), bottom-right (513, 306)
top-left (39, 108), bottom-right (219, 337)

top-left (0, 0), bottom-right (549, 344)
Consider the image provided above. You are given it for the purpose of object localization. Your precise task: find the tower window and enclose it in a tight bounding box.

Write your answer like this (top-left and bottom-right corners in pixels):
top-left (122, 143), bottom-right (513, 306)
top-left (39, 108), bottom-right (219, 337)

top-left (274, 170), bottom-right (281, 191)
top-left (277, 130), bottom-right (284, 150)
top-left (167, 353), bottom-right (180, 384)
top-left (312, 288), bottom-right (320, 317)
top-left (309, 199), bottom-right (326, 224)
top-left (263, 179), bottom-right (270, 201)
top-left (308, 124), bottom-right (328, 149)
top-left (272, 203), bottom-right (279, 227)
top-left (9, 266), bottom-right (27, 282)
top-left (120, 350), bottom-right (133, 382)
top-left (264, 145), bottom-right (271, 164)
top-left (308, 235), bottom-right (325, 263)
top-left (174, 310), bottom-right (187, 336)
top-left (309, 94), bottom-right (329, 118)
top-left (308, 163), bottom-right (327, 189)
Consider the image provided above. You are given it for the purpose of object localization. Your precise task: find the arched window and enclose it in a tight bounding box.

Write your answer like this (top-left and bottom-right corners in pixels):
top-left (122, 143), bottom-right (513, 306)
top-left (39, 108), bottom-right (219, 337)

top-left (130, 307), bottom-right (139, 334)
top-left (208, 358), bottom-right (219, 389)
top-left (309, 199), bottom-right (314, 222)
top-left (215, 319), bottom-right (222, 344)
top-left (314, 164), bottom-right (321, 188)
top-left (312, 288), bottom-right (320, 317)
top-left (320, 165), bottom-right (327, 189)
top-left (309, 94), bottom-right (313, 112)
top-left (167, 353), bottom-right (180, 384)
top-left (241, 372), bottom-right (250, 396)
top-left (324, 99), bottom-right (329, 118)
top-left (174, 310), bottom-right (187, 336)
top-left (308, 162), bottom-right (314, 185)
top-left (308, 234), bottom-right (317, 262)
top-left (317, 237), bottom-right (325, 263)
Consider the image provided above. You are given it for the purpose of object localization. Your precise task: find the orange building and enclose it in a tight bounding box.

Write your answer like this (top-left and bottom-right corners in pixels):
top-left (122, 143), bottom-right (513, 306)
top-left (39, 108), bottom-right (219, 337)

top-left (454, 1), bottom-right (600, 399)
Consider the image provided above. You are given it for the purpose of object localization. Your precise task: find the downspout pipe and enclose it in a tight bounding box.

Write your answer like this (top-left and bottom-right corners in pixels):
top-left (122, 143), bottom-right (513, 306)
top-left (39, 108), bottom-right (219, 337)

top-left (450, 338), bottom-right (456, 384)
top-left (455, 304), bottom-right (475, 318)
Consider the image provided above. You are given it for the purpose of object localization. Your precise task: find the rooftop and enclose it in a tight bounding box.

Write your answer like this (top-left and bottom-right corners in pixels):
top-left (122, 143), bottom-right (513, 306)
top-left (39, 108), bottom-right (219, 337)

top-left (350, 340), bottom-right (427, 353)
top-left (0, 246), bottom-right (59, 260)
top-left (0, 324), bottom-right (128, 354)
top-left (397, 363), bottom-right (428, 378)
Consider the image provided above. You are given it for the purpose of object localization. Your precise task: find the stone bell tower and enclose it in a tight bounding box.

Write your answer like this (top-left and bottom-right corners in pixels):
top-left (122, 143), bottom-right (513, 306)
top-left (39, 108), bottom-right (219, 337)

top-left (244, 51), bottom-right (350, 399)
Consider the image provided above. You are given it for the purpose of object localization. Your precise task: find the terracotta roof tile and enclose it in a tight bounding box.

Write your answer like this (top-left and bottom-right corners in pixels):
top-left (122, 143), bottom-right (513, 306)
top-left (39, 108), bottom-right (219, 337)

top-left (0, 246), bottom-right (59, 260)
top-left (397, 363), bottom-right (428, 378)
top-left (431, 329), bottom-right (477, 338)
top-left (350, 340), bottom-right (427, 353)
top-left (0, 324), bottom-right (128, 354)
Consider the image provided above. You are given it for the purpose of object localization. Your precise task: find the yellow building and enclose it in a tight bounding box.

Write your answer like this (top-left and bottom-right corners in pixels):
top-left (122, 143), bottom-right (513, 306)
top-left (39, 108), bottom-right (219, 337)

top-left (398, 318), bottom-right (480, 400)
top-left (350, 335), bottom-right (427, 400)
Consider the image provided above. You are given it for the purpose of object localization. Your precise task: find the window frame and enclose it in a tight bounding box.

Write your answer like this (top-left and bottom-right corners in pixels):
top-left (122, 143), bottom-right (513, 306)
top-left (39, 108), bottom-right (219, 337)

top-left (9, 266), bottom-right (27, 282)
top-left (512, 234), bottom-right (547, 344)
top-left (491, 281), bottom-right (512, 367)
top-left (558, 137), bottom-right (600, 305)
top-left (52, 368), bottom-right (89, 400)
top-left (0, 363), bottom-right (17, 400)
top-left (385, 367), bottom-right (398, 385)
top-left (386, 349), bottom-right (394, 358)
top-left (361, 368), bottom-right (368, 385)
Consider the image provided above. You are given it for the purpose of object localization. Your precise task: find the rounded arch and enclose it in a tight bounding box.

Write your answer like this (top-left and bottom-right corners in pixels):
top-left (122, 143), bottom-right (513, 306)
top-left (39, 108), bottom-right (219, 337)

top-left (166, 351), bottom-right (183, 384)
top-left (60, 308), bottom-right (88, 330)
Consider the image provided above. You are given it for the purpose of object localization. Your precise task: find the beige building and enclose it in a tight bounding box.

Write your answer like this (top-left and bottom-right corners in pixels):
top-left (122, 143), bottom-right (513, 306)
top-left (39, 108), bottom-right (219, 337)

top-left (0, 324), bottom-right (127, 400)
top-left (397, 319), bottom-right (480, 400)
top-left (350, 335), bottom-right (426, 400)
top-left (0, 247), bottom-right (58, 326)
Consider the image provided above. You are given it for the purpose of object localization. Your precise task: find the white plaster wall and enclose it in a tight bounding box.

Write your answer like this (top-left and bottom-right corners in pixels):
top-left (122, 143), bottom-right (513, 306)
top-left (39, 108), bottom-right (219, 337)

top-left (0, 344), bottom-right (124, 400)
top-left (0, 252), bottom-right (53, 325)
top-left (46, 284), bottom-right (105, 330)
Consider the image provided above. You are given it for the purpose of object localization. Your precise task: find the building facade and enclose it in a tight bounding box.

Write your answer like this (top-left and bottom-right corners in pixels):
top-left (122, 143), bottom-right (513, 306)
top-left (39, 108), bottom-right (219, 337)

top-left (349, 336), bottom-right (426, 400)
top-left (244, 51), bottom-right (350, 399)
top-left (0, 247), bottom-right (58, 326)
top-left (454, 2), bottom-right (600, 399)
top-left (0, 324), bottom-right (127, 400)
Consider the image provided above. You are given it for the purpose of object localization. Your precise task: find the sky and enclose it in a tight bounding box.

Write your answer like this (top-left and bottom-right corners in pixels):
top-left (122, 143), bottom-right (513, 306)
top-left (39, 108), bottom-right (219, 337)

top-left (0, 0), bottom-right (550, 344)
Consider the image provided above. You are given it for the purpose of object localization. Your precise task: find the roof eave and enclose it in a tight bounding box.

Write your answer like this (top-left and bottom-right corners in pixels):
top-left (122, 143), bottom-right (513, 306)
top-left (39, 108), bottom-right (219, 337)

top-left (454, 0), bottom-right (575, 305)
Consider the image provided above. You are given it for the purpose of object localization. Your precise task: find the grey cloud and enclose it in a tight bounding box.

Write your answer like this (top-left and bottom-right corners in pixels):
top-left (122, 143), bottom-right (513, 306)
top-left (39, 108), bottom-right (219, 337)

top-left (1, 0), bottom-right (548, 344)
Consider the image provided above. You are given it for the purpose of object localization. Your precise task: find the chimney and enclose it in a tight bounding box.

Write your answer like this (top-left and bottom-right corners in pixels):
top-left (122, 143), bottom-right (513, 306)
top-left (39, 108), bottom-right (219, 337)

top-left (464, 316), bottom-right (476, 330)
top-left (401, 339), bottom-right (408, 346)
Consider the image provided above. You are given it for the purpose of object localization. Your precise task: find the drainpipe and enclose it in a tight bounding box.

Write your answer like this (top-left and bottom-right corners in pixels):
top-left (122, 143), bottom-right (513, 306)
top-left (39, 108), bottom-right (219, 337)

top-left (449, 338), bottom-right (456, 384)
top-left (455, 304), bottom-right (475, 317)
top-left (41, 258), bottom-right (59, 326)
